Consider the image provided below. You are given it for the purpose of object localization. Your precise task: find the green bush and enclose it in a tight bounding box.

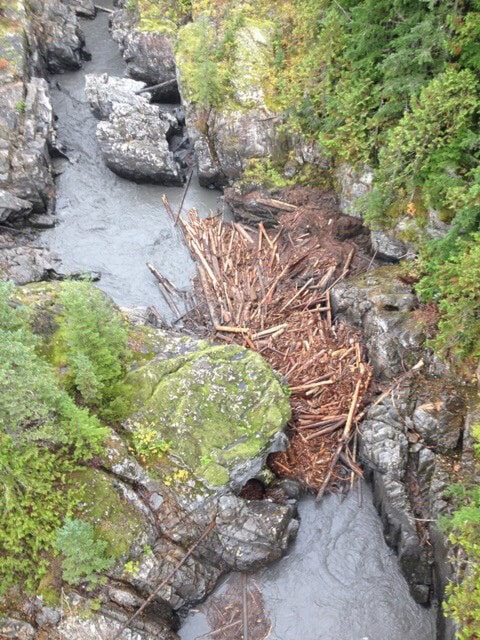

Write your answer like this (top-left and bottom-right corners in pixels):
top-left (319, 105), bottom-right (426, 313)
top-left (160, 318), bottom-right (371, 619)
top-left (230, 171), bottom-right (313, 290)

top-left (56, 519), bottom-right (114, 587)
top-left (441, 443), bottom-right (480, 639)
top-left (0, 281), bottom-right (109, 592)
top-left (417, 232), bottom-right (480, 363)
top-left (0, 434), bottom-right (75, 594)
top-left (58, 281), bottom-right (132, 420)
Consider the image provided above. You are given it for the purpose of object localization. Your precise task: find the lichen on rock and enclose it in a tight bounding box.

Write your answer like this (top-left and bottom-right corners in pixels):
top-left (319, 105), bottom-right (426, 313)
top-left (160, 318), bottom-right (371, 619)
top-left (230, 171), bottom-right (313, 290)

top-left (126, 333), bottom-right (291, 492)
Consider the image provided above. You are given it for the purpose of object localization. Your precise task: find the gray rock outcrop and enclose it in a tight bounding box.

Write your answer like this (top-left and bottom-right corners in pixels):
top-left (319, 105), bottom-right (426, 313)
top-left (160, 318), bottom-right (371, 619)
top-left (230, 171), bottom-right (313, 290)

top-left (331, 266), bottom-right (424, 379)
top-left (27, 0), bottom-right (88, 73)
top-left (62, 0), bottom-right (96, 18)
top-left (110, 5), bottom-right (179, 102)
top-left (85, 73), bottom-right (183, 184)
top-left (177, 21), bottom-right (282, 188)
top-left (96, 101), bottom-right (183, 185)
top-left (332, 263), bottom-right (473, 634)
top-left (0, 0), bottom-right (91, 227)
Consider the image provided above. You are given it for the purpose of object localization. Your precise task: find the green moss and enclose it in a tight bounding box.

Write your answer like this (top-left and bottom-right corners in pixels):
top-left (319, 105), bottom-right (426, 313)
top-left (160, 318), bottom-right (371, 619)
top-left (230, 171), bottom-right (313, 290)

top-left (73, 468), bottom-right (145, 561)
top-left (126, 342), bottom-right (290, 489)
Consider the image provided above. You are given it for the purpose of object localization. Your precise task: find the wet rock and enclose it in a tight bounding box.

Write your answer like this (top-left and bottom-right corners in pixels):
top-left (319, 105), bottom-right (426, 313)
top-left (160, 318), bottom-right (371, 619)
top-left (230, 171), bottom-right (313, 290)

top-left (96, 102), bottom-right (183, 185)
top-left (413, 391), bottom-right (465, 454)
top-left (362, 391), bottom-right (432, 604)
top-left (371, 230), bottom-right (411, 262)
top-left (211, 494), bottom-right (298, 570)
top-left (0, 28), bottom-right (55, 220)
top-left (331, 266), bottom-right (424, 379)
top-left (360, 375), bottom-right (472, 608)
top-left (0, 619), bottom-right (36, 640)
top-left (0, 192), bottom-right (32, 223)
top-left (28, 0), bottom-right (88, 73)
top-left (62, 0), bottom-right (96, 18)
top-left (0, 243), bottom-right (58, 284)
top-left (110, 7), bottom-right (178, 102)
top-left (9, 78), bottom-right (55, 212)
top-left (85, 73), bottom-right (147, 120)
top-left (28, 213), bottom-right (56, 228)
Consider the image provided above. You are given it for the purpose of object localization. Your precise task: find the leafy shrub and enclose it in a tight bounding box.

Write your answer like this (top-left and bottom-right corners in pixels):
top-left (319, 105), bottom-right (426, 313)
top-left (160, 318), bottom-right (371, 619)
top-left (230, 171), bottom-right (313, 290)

top-left (0, 434), bottom-right (75, 594)
top-left (56, 519), bottom-right (113, 587)
top-left (129, 421), bottom-right (171, 463)
top-left (417, 232), bottom-right (480, 363)
top-left (241, 157), bottom-right (293, 189)
top-left (440, 435), bottom-right (480, 639)
top-left (58, 281), bottom-right (132, 420)
top-left (0, 281), bottom-right (108, 592)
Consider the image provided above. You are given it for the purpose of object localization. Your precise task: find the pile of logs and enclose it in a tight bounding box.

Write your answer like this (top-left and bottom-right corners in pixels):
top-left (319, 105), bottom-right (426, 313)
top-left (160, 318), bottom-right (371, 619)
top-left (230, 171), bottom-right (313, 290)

top-left (158, 199), bottom-right (373, 495)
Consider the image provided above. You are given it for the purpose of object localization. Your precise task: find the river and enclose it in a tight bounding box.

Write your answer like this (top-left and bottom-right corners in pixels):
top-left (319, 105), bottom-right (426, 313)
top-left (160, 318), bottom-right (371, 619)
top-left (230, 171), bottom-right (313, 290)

top-left (41, 4), bottom-right (437, 639)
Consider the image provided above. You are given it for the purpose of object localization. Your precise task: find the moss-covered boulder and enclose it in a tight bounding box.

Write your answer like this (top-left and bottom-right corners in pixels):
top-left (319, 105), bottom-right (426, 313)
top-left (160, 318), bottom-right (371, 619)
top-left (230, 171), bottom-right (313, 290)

top-left (126, 330), bottom-right (291, 492)
top-left (16, 282), bottom-right (291, 495)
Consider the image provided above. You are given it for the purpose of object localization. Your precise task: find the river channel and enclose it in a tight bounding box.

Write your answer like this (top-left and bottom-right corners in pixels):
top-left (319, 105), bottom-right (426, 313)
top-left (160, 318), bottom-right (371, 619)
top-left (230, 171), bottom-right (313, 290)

top-left (42, 4), bottom-right (437, 639)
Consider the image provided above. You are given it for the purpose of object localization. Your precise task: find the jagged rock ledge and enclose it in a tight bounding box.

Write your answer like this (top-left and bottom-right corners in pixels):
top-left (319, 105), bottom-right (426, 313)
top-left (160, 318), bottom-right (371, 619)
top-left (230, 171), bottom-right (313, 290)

top-left (332, 265), bottom-right (477, 639)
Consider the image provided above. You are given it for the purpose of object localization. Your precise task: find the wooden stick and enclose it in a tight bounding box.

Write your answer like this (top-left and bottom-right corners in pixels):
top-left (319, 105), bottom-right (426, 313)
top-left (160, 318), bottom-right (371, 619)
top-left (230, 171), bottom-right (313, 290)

top-left (111, 519), bottom-right (216, 640)
top-left (215, 325), bottom-right (249, 334)
top-left (135, 78), bottom-right (177, 95)
top-left (174, 168), bottom-right (194, 226)
top-left (242, 573), bottom-right (249, 640)
top-left (162, 194), bottom-right (176, 223)
top-left (279, 277), bottom-right (314, 313)
top-left (94, 4), bottom-right (113, 13)
top-left (146, 263), bottom-right (181, 317)
top-left (196, 620), bottom-right (242, 639)
top-left (316, 378), bottom-right (362, 502)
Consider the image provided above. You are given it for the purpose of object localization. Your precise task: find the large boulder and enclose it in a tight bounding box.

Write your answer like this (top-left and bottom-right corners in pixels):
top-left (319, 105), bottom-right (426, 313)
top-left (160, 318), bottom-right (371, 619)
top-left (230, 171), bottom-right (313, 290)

top-left (85, 73), bottom-right (147, 119)
top-left (96, 101), bottom-right (183, 185)
top-left (126, 329), bottom-right (291, 492)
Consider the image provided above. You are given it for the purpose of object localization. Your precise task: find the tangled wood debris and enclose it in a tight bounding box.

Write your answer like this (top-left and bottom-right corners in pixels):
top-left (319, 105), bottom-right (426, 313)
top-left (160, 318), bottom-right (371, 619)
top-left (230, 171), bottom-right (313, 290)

top-left (194, 573), bottom-right (271, 640)
top-left (157, 192), bottom-right (374, 494)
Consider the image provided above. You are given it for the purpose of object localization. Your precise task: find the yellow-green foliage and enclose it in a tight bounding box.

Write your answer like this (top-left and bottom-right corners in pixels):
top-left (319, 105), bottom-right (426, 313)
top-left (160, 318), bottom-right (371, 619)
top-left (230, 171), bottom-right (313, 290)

top-left (127, 0), bottom-right (192, 33)
top-left (56, 281), bottom-right (132, 421)
top-left (0, 281), bottom-right (108, 594)
top-left (441, 424), bottom-right (480, 639)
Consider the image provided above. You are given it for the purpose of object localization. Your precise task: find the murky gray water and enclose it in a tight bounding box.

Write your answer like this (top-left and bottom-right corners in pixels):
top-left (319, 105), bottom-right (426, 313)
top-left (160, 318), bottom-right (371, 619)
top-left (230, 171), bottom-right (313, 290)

top-left (181, 487), bottom-right (436, 640)
top-left (41, 2), bottom-right (221, 318)
top-left (42, 7), bottom-right (436, 640)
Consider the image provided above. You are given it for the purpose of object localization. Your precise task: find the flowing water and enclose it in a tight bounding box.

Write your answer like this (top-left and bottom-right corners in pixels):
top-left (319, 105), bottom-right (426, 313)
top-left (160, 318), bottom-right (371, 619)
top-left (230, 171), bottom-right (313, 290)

top-left (180, 487), bottom-right (436, 640)
top-left (41, 6), bottom-right (437, 639)
top-left (41, 1), bottom-right (221, 320)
